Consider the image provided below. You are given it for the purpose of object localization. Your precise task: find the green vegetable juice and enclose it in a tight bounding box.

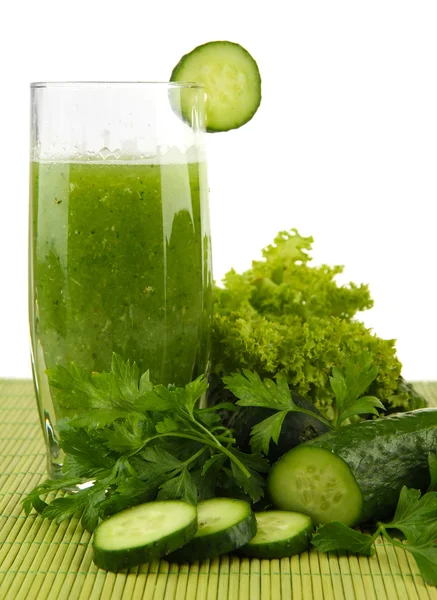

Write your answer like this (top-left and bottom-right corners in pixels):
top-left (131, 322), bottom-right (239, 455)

top-left (29, 155), bottom-right (212, 419)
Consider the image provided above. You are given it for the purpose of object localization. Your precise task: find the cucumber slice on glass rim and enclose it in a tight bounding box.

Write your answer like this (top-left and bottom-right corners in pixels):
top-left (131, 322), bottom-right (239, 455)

top-left (170, 40), bottom-right (261, 132)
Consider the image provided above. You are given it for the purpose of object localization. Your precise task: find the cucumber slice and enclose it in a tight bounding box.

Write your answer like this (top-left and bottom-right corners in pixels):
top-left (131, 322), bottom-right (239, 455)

top-left (92, 500), bottom-right (197, 571)
top-left (267, 446), bottom-right (363, 526)
top-left (170, 41), bottom-right (261, 132)
top-left (166, 497), bottom-right (256, 562)
top-left (238, 511), bottom-right (313, 559)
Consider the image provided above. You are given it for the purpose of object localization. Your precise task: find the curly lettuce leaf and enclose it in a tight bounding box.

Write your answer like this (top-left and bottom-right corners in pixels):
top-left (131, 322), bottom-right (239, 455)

top-left (212, 229), bottom-right (407, 421)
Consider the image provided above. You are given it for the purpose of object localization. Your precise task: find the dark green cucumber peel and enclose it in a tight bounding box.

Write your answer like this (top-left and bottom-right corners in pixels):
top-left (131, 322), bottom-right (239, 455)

top-left (237, 511), bottom-right (313, 559)
top-left (269, 408), bottom-right (437, 526)
top-left (93, 501), bottom-right (197, 571)
top-left (166, 498), bottom-right (257, 562)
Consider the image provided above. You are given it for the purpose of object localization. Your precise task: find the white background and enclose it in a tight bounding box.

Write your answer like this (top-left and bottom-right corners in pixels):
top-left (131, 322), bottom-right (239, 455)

top-left (0, 0), bottom-right (436, 380)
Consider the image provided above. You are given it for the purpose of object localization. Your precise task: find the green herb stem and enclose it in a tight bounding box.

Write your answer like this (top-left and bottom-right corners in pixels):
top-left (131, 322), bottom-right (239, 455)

top-left (214, 433), bottom-right (236, 444)
top-left (369, 523), bottom-right (384, 544)
top-left (192, 418), bottom-right (226, 446)
top-left (378, 524), bottom-right (409, 550)
top-left (331, 407), bottom-right (339, 429)
top-left (212, 426), bottom-right (233, 434)
top-left (143, 432), bottom-right (252, 479)
top-left (291, 406), bottom-right (334, 430)
top-left (182, 447), bottom-right (207, 469)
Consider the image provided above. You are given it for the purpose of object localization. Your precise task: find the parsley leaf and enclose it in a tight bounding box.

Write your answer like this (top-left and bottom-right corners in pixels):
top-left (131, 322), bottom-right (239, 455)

top-left (139, 369), bottom-right (153, 395)
top-left (61, 409), bottom-right (129, 430)
top-left (312, 522), bottom-right (375, 556)
top-left (141, 446), bottom-right (184, 472)
top-left (157, 467), bottom-right (198, 505)
top-left (223, 370), bottom-right (331, 455)
top-left (384, 487), bottom-right (437, 547)
top-left (194, 403), bottom-right (237, 429)
top-left (201, 453), bottom-right (226, 476)
top-left (45, 362), bottom-right (99, 408)
top-left (108, 353), bottom-right (141, 403)
top-left (224, 370), bottom-right (292, 410)
top-left (48, 359), bottom-right (140, 414)
top-left (155, 417), bottom-right (179, 434)
top-left (181, 377), bottom-right (209, 417)
top-left (22, 489), bottom-right (48, 516)
top-left (231, 449), bottom-right (269, 475)
top-left (249, 410), bottom-right (289, 455)
top-left (330, 352), bottom-right (385, 426)
top-left (40, 481), bottom-right (109, 532)
top-left (22, 478), bottom-right (80, 516)
top-left (196, 454), bottom-right (227, 501)
top-left (56, 422), bottom-right (114, 478)
top-left (98, 461), bottom-right (154, 519)
top-left (428, 453), bottom-right (437, 492)
top-left (99, 415), bottom-right (151, 454)
top-left (135, 385), bottom-right (176, 412)
top-left (403, 546), bottom-right (437, 586)
top-left (313, 477), bottom-right (437, 586)
top-left (229, 449), bottom-right (269, 504)
top-left (41, 496), bottom-right (84, 523)
top-left (79, 483), bottom-right (108, 532)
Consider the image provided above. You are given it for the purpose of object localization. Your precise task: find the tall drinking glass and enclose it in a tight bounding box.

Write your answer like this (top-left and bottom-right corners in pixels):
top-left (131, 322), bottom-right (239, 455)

top-left (29, 83), bottom-right (212, 479)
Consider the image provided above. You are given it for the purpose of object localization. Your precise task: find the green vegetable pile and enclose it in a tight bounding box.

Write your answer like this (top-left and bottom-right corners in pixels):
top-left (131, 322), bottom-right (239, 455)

top-left (22, 227), bottom-right (435, 584)
top-left (212, 228), bottom-right (424, 419)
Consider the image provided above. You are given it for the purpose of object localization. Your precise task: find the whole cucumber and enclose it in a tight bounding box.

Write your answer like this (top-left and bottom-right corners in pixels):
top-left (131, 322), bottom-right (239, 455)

top-left (268, 408), bottom-right (437, 525)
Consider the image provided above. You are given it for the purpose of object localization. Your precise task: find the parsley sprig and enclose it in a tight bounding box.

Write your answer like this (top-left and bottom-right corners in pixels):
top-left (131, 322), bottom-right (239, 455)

top-left (223, 370), bottom-right (332, 455)
top-left (223, 352), bottom-right (385, 456)
top-left (312, 454), bottom-right (437, 586)
top-left (329, 352), bottom-right (385, 427)
top-left (23, 354), bottom-right (269, 532)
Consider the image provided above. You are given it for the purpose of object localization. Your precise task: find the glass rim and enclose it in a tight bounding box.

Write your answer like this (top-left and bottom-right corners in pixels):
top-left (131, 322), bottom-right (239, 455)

top-left (30, 81), bottom-right (204, 89)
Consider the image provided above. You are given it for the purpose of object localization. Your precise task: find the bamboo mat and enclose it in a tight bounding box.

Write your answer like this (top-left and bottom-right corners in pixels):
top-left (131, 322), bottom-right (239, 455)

top-left (1, 381), bottom-right (437, 600)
